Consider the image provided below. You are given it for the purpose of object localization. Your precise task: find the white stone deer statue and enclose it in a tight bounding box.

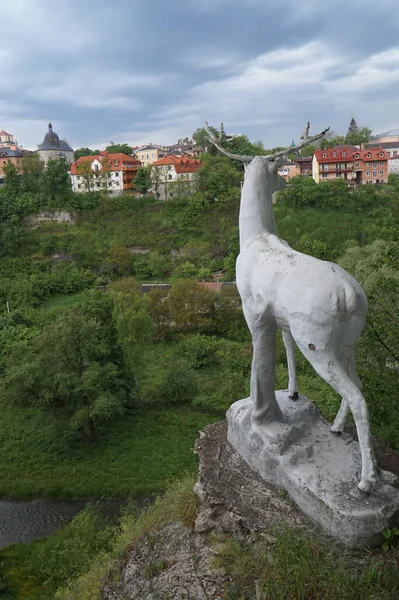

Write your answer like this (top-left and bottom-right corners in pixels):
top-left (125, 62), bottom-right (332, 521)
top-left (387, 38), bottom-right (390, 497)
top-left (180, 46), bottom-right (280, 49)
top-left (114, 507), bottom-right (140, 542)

top-left (205, 122), bottom-right (377, 492)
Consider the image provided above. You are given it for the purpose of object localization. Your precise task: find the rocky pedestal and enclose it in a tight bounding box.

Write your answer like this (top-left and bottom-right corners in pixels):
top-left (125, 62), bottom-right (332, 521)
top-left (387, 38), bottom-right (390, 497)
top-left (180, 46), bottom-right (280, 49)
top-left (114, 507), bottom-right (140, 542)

top-left (194, 391), bottom-right (399, 548)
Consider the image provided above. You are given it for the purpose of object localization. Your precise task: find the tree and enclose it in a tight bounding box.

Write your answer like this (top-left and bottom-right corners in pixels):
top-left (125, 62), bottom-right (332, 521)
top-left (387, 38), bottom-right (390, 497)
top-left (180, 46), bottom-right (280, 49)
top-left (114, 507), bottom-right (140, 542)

top-left (42, 158), bottom-right (72, 203)
top-left (20, 154), bottom-right (44, 194)
top-left (134, 167), bottom-right (152, 194)
top-left (3, 160), bottom-right (21, 198)
top-left (197, 154), bottom-right (242, 202)
top-left (0, 292), bottom-right (130, 441)
top-left (192, 126), bottom-right (218, 153)
top-left (105, 142), bottom-right (135, 156)
top-left (74, 148), bottom-right (99, 161)
top-left (345, 118), bottom-right (372, 145)
top-left (168, 280), bottom-right (217, 331)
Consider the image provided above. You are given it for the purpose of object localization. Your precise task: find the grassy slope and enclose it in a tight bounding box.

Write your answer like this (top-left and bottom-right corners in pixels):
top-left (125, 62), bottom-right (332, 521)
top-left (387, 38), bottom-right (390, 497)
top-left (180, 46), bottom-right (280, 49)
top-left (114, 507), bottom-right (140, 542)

top-left (0, 405), bottom-right (218, 499)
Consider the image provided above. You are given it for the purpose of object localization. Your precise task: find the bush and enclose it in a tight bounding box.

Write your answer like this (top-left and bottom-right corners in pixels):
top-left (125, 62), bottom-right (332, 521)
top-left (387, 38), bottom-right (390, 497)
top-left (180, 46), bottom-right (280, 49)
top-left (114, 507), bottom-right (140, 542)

top-left (162, 360), bottom-right (198, 404)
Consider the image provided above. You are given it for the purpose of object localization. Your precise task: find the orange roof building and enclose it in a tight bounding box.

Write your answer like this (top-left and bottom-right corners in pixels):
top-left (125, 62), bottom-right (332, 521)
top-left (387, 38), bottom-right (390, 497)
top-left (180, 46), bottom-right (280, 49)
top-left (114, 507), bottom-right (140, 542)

top-left (150, 155), bottom-right (202, 200)
top-left (313, 146), bottom-right (388, 185)
top-left (70, 151), bottom-right (142, 194)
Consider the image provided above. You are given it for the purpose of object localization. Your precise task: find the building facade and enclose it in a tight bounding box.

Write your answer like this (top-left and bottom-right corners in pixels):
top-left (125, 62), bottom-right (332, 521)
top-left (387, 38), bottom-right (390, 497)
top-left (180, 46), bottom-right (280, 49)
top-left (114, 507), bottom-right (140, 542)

top-left (150, 155), bottom-right (201, 200)
top-left (313, 146), bottom-right (388, 185)
top-left (277, 160), bottom-right (301, 182)
top-left (135, 145), bottom-right (166, 167)
top-left (70, 151), bottom-right (142, 194)
top-left (0, 129), bottom-right (17, 147)
top-left (37, 123), bottom-right (74, 166)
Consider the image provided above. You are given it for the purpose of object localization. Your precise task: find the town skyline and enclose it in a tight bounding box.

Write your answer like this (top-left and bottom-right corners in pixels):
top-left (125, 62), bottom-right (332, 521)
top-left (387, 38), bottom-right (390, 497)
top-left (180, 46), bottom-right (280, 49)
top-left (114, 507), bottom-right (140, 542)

top-left (2, 0), bottom-right (399, 151)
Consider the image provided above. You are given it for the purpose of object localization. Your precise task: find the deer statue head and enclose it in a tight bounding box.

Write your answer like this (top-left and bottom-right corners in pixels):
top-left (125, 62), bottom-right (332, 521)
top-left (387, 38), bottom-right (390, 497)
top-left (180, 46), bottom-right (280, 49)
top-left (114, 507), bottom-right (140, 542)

top-left (204, 121), bottom-right (330, 194)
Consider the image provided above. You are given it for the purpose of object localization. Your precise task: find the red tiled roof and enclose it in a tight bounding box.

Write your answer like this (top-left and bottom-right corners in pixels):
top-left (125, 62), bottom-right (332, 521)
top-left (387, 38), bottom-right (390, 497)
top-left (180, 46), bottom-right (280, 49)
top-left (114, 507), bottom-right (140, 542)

top-left (152, 154), bottom-right (202, 173)
top-left (70, 152), bottom-right (141, 175)
top-left (0, 130), bottom-right (12, 136)
top-left (315, 146), bottom-right (388, 163)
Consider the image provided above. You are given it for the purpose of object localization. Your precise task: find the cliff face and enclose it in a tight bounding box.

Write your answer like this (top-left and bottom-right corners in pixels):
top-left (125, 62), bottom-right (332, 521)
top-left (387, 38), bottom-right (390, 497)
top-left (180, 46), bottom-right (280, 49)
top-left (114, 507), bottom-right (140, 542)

top-left (103, 421), bottom-right (307, 600)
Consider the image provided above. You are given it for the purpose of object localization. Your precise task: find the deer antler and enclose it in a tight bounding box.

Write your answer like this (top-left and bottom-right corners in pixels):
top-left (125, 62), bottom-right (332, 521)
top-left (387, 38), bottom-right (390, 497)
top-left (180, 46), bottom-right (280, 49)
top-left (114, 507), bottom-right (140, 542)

top-left (205, 121), bottom-right (330, 163)
top-left (265, 123), bottom-right (330, 161)
top-left (204, 122), bottom-right (253, 162)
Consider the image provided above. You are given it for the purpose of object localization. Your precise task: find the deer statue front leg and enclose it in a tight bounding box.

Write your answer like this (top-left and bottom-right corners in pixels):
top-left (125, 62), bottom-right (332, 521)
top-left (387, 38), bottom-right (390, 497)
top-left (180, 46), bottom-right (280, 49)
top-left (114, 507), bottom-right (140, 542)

top-left (249, 317), bottom-right (283, 423)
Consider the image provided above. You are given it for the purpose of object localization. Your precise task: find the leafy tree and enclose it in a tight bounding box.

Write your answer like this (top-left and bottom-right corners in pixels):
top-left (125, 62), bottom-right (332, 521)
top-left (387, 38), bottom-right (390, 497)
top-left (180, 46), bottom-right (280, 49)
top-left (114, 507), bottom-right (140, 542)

top-left (74, 147), bottom-right (99, 161)
top-left (197, 154), bottom-right (242, 202)
top-left (20, 154), bottom-right (44, 194)
top-left (105, 142), bottom-right (135, 156)
top-left (0, 292), bottom-right (130, 440)
top-left (192, 126), bottom-right (218, 153)
top-left (104, 244), bottom-right (133, 276)
top-left (168, 280), bottom-right (217, 331)
top-left (134, 167), bottom-right (152, 194)
top-left (147, 286), bottom-right (170, 339)
top-left (3, 160), bottom-right (21, 198)
top-left (277, 175), bottom-right (321, 208)
top-left (42, 158), bottom-right (72, 203)
top-left (345, 118), bottom-right (372, 145)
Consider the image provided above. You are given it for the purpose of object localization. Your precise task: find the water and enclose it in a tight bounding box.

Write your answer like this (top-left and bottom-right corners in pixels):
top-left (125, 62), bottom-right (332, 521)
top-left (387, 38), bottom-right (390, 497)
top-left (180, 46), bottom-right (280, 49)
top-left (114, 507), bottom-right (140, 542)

top-left (0, 497), bottom-right (135, 549)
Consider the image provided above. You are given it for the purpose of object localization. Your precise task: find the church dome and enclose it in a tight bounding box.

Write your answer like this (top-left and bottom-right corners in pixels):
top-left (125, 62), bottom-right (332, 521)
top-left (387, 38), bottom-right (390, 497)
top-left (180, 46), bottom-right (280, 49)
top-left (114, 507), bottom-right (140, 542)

top-left (44, 123), bottom-right (59, 143)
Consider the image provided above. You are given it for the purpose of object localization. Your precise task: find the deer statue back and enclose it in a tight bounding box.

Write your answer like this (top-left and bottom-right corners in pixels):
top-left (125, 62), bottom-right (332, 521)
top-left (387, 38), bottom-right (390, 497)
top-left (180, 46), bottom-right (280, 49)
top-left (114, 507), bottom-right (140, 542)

top-left (205, 122), bottom-right (377, 492)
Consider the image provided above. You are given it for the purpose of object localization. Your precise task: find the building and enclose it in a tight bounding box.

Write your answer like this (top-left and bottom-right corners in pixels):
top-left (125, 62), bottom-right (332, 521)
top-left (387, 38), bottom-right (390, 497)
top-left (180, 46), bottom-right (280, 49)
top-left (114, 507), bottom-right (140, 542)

top-left (150, 155), bottom-right (202, 200)
top-left (70, 151), bottom-right (142, 194)
top-left (278, 160), bottom-right (300, 182)
top-left (312, 146), bottom-right (388, 185)
top-left (365, 141), bottom-right (399, 176)
top-left (37, 123), bottom-right (74, 166)
top-left (135, 145), bottom-right (166, 167)
top-left (370, 129), bottom-right (399, 144)
top-left (0, 129), bottom-right (17, 147)
top-left (164, 141), bottom-right (202, 157)
top-left (295, 156), bottom-right (313, 176)
top-left (0, 145), bottom-right (34, 184)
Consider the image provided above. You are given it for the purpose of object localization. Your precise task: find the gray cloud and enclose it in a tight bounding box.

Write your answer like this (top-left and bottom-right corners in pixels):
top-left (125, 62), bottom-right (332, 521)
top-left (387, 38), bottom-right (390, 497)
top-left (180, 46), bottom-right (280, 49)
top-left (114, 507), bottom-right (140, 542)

top-left (1, 0), bottom-right (399, 149)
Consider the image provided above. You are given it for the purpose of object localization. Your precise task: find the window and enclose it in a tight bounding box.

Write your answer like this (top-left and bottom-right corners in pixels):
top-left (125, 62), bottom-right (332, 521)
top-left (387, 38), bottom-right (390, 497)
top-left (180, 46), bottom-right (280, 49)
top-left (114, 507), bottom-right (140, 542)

top-left (322, 153), bottom-right (326, 158)
top-left (168, 174), bottom-right (173, 180)
top-left (321, 173), bottom-right (328, 179)
top-left (394, 151), bottom-right (398, 156)
top-left (355, 162), bottom-right (360, 168)
top-left (366, 170), bottom-right (371, 176)
top-left (379, 152), bottom-right (384, 157)
top-left (373, 161), bottom-right (377, 167)
top-left (114, 172), bottom-right (119, 177)
top-left (372, 170), bottom-right (377, 177)
top-left (336, 172), bottom-right (342, 178)
top-left (379, 170), bottom-right (384, 175)
top-left (332, 152), bottom-right (336, 157)
top-left (169, 193), bottom-right (173, 197)
top-left (152, 153), bottom-right (155, 158)
top-left (342, 152), bottom-right (346, 157)
top-left (366, 153), bottom-right (371, 158)
top-left (116, 181), bottom-right (120, 185)
top-left (77, 184), bottom-right (81, 189)
top-left (387, 151), bottom-right (391, 157)
top-left (322, 164), bottom-right (328, 170)
top-left (355, 154), bottom-right (360, 159)
top-left (379, 161), bottom-right (383, 166)
top-left (114, 161), bottom-right (119, 166)
top-left (146, 154), bottom-right (149, 159)
top-left (366, 162), bottom-right (370, 167)
top-left (77, 175), bottom-right (80, 180)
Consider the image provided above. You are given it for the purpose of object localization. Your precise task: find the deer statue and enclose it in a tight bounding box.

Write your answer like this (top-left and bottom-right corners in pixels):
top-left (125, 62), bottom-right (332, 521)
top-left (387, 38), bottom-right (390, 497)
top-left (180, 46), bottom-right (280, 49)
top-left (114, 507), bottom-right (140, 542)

top-left (204, 121), bottom-right (377, 493)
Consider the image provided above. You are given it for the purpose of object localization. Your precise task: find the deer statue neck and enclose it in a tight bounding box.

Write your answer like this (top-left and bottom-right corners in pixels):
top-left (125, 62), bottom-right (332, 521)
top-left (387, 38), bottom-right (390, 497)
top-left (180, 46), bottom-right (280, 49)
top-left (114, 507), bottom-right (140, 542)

top-left (239, 156), bottom-right (280, 249)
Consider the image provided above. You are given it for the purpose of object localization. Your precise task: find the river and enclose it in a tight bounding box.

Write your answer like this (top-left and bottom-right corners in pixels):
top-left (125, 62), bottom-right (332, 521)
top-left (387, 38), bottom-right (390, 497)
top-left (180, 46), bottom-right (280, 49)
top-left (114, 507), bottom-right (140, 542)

top-left (0, 497), bottom-right (143, 549)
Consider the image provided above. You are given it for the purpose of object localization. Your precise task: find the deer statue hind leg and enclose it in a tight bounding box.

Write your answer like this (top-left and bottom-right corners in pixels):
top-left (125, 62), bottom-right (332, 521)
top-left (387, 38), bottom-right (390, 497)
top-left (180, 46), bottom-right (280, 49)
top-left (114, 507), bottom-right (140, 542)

top-left (292, 338), bottom-right (377, 492)
top-left (331, 349), bottom-right (362, 435)
top-left (282, 331), bottom-right (299, 400)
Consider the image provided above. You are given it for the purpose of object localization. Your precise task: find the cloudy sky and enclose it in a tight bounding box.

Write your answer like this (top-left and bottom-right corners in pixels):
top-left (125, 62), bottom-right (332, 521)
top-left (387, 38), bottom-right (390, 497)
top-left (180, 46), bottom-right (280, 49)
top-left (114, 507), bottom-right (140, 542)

top-left (1, 0), bottom-right (399, 151)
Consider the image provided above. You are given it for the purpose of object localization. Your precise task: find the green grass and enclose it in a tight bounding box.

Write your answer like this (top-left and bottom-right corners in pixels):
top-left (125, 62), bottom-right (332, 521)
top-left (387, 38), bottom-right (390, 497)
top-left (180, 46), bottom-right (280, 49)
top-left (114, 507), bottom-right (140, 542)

top-left (40, 292), bottom-right (84, 312)
top-left (0, 405), bottom-right (218, 499)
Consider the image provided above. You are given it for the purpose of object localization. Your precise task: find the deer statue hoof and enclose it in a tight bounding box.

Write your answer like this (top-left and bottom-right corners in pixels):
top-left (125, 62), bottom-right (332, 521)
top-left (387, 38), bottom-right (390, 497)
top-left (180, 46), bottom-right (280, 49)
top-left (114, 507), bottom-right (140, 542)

top-left (330, 427), bottom-right (342, 436)
top-left (289, 392), bottom-right (299, 401)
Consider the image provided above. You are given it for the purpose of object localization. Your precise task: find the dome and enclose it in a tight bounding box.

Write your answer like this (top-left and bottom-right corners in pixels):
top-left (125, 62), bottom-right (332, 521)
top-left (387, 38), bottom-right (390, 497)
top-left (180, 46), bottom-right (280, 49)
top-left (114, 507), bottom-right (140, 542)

top-left (44, 123), bottom-right (59, 143)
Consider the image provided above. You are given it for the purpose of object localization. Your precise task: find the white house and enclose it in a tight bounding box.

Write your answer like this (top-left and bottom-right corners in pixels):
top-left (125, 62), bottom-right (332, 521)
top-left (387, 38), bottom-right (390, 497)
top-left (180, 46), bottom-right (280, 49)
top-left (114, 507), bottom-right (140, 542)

top-left (70, 151), bottom-right (142, 194)
top-left (150, 155), bottom-right (202, 200)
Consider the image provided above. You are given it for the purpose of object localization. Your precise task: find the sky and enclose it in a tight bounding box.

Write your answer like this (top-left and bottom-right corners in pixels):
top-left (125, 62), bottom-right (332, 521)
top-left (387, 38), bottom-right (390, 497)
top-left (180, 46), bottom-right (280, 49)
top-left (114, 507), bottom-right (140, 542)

top-left (1, 0), bottom-right (399, 151)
